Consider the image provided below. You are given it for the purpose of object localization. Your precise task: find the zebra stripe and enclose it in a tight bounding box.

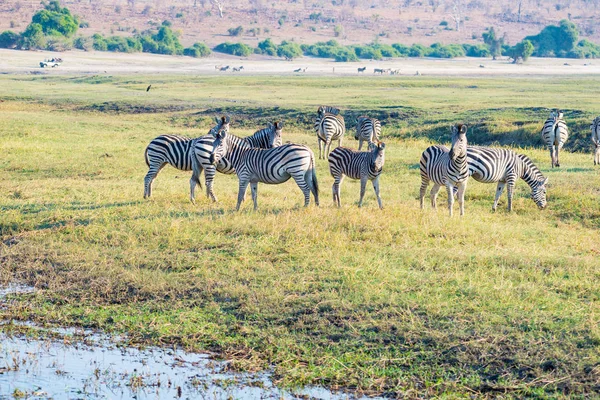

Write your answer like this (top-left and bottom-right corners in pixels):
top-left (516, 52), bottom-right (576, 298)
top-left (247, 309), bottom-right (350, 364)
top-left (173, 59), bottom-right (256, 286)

top-left (143, 115), bottom-right (230, 200)
top-left (328, 142), bottom-right (386, 209)
top-left (467, 146), bottom-right (548, 211)
top-left (590, 116), bottom-right (600, 165)
top-left (208, 130), bottom-right (319, 211)
top-left (541, 110), bottom-right (569, 168)
top-left (354, 116), bottom-right (381, 150)
top-left (314, 106), bottom-right (345, 159)
top-left (191, 122), bottom-right (284, 203)
top-left (419, 124), bottom-right (469, 216)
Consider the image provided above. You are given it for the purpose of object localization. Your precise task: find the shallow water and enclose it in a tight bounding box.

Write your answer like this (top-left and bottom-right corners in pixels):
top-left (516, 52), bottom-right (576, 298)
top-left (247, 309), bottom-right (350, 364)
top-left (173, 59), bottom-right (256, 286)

top-left (0, 285), bottom-right (373, 399)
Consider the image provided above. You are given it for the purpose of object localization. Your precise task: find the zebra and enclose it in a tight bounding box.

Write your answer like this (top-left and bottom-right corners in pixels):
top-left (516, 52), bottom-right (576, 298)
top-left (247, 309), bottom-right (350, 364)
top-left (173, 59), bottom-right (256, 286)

top-left (355, 116), bottom-right (382, 151)
top-left (143, 115), bottom-right (230, 201)
top-left (207, 129), bottom-right (319, 211)
top-left (591, 116), bottom-right (600, 165)
top-left (541, 110), bottom-right (569, 168)
top-left (328, 141), bottom-right (386, 209)
top-left (467, 146), bottom-right (548, 211)
top-left (190, 122), bottom-right (284, 203)
top-left (419, 124), bottom-right (469, 217)
top-left (357, 67), bottom-right (366, 73)
top-left (314, 106), bottom-right (345, 159)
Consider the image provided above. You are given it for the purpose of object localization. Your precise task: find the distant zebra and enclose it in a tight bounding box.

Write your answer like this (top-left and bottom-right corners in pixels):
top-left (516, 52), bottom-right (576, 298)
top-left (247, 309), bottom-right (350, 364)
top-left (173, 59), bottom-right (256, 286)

top-left (191, 122), bottom-right (284, 203)
top-left (355, 116), bottom-right (381, 150)
top-left (374, 68), bottom-right (386, 74)
top-left (591, 116), bottom-right (600, 165)
top-left (232, 66), bottom-right (244, 72)
top-left (143, 115), bottom-right (230, 201)
top-left (419, 124), bottom-right (469, 217)
top-left (357, 67), bottom-right (366, 73)
top-left (314, 105), bottom-right (345, 159)
top-left (541, 110), bottom-right (569, 167)
top-left (328, 141), bottom-right (386, 209)
top-left (467, 146), bottom-right (548, 211)
top-left (208, 130), bottom-right (319, 210)
top-left (219, 66), bottom-right (230, 72)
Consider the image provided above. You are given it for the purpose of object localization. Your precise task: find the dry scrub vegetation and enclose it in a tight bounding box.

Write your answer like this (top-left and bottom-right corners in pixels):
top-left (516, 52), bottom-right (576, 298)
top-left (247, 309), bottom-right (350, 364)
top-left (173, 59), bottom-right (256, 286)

top-left (1, 74), bottom-right (600, 397)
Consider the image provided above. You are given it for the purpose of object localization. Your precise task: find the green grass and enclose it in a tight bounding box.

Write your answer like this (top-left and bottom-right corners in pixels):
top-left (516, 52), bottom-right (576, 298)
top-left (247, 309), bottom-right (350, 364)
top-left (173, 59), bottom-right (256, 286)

top-left (1, 75), bottom-right (600, 397)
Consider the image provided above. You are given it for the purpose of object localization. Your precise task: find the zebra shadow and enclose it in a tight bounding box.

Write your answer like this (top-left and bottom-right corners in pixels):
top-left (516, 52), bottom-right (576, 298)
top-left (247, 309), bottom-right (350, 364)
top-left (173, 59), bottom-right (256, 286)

top-left (65, 200), bottom-right (145, 211)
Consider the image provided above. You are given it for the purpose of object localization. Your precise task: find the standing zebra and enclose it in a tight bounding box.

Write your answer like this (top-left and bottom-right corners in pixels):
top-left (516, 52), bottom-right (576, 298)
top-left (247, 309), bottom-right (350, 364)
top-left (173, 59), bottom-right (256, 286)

top-left (314, 106), bottom-right (345, 159)
top-left (208, 129), bottom-right (319, 211)
top-left (328, 141), bottom-right (386, 209)
top-left (541, 110), bottom-right (569, 168)
top-left (419, 124), bottom-right (469, 217)
top-left (143, 115), bottom-right (230, 201)
top-left (467, 146), bottom-right (548, 211)
top-left (355, 116), bottom-right (381, 150)
top-left (591, 117), bottom-right (600, 165)
top-left (191, 122), bottom-right (284, 203)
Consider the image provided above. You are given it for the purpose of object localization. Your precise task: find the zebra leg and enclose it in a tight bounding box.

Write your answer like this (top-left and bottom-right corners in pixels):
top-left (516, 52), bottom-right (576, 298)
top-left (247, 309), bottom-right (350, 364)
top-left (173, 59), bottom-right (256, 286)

top-left (492, 182), bottom-right (506, 212)
top-left (326, 140), bottom-right (332, 159)
top-left (189, 167), bottom-right (203, 205)
top-left (595, 146), bottom-right (600, 165)
top-left (332, 175), bottom-right (343, 207)
top-left (291, 172), bottom-right (311, 207)
top-left (250, 182), bottom-right (258, 211)
top-left (373, 176), bottom-right (383, 209)
top-left (204, 165), bottom-right (219, 202)
top-left (338, 136), bottom-right (343, 149)
top-left (446, 183), bottom-right (455, 217)
top-left (318, 139), bottom-right (323, 160)
top-left (420, 176), bottom-right (430, 209)
top-left (430, 183), bottom-right (441, 209)
top-left (358, 139), bottom-right (363, 151)
top-left (236, 179), bottom-right (249, 211)
top-left (456, 181), bottom-right (467, 216)
top-left (144, 162), bottom-right (165, 199)
top-left (358, 176), bottom-right (368, 208)
top-left (555, 144), bottom-right (560, 168)
top-left (549, 146), bottom-right (555, 168)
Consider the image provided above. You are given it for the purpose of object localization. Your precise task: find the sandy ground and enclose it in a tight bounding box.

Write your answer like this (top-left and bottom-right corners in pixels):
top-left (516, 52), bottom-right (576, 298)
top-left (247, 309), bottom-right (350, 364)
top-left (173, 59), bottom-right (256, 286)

top-left (1, 48), bottom-right (600, 77)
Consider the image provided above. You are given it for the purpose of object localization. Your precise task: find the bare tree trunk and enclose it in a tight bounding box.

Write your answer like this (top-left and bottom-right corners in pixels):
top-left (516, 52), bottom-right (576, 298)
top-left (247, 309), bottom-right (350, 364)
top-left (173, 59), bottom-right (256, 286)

top-left (211, 0), bottom-right (224, 18)
top-left (517, 0), bottom-right (522, 22)
top-left (450, 0), bottom-right (462, 32)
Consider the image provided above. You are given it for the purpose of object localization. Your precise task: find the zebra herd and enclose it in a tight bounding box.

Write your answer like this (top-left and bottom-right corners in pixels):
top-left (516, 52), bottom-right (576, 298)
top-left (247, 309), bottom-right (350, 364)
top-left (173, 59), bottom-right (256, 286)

top-left (143, 107), bottom-right (593, 214)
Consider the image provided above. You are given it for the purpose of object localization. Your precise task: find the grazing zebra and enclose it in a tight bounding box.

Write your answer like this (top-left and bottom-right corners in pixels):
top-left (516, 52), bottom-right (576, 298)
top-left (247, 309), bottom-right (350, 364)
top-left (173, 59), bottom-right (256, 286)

top-left (591, 117), bottom-right (600, 165)
top-left (190, 122), bottom-right (284, 203)
top-left (357, 66), bottom-right (366, 73)
top-left (541, 110), bottom-right (569, 168)
top-left (208, 130), bottom-right (319, 211)
top-left (355, 116), bottom-right (382, 150)
top-left (143, 115), bottom-right (230, 200)
top-left (419, 124), bottom-right (469, 217)
top-left (467, 146), bottom-right (548, 211)
top-left (314, 106), bottom-right (345, 159)
top-left (328, 141), bottom-right (386, 209)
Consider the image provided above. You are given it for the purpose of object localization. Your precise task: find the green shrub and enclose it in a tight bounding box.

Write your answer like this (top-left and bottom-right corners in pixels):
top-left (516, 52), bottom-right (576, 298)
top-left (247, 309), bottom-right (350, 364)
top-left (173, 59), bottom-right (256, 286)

top-left (462, 44), bottom-right (490, 57)
top-left (277, 41), bottom-right (302, 59)
top-left (183, 42), bottom-right (211, 57)
top-left (567, 39), bottom-right (600, 58)
top-left (429, 43), bottom-right (465, 58)
top-left (334, 48), bottom-right (358, 62)
top-left (392, 43), bottom-right (410, 56)
top-left (354, 45), bottom-right (382, 60)
top-left (228, 26), bottom-right (244, 36)
top-left (509, 39), bottom-right (534, 63)
top-left (73, 35), bottom-right (92, 51)
top-left (409, 44), bottom-right (429, 57)
top-left (256, 38), bottom-right (277, 56)
top-left (21, 23), bottom-right (46, 49)
top-left (526, 19), bottom-right (579, 57)
top-left (213, 42), bottom-right (253, 56)
top-left (30, 1), bottom-right (79, 38)
top-left (0, 30), bottom-right (19, 48)
top-left (91, 33), bottom-right (107, 51)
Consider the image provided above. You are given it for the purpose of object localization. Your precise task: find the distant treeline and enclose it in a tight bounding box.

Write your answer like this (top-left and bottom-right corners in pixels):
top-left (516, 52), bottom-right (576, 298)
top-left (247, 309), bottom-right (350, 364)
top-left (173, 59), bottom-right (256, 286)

top-left (1, 1), bottom-right (599, 63)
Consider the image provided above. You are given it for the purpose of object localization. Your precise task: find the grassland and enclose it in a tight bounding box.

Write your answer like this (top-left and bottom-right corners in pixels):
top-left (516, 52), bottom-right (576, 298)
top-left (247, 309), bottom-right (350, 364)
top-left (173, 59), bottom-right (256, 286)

top-left (1, 74), bottom-right (600, 397)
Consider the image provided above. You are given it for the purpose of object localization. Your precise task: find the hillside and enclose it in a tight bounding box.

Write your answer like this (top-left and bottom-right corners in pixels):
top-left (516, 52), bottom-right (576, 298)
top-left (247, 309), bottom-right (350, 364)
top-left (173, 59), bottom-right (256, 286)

top-left (1, 0), bottom-right (600, 48)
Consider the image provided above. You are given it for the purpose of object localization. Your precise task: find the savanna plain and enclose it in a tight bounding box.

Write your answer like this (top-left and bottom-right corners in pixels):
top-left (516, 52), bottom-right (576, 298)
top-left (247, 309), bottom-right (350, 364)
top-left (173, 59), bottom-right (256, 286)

top-left (1, 73), bottom-right (600, 398)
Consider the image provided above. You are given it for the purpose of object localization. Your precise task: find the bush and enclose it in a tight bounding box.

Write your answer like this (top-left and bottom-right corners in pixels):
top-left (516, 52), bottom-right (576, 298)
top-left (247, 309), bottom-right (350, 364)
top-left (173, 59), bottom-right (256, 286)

top-left (21, 23), bottom-right (46, 49)
top-left (354, 45), bottom-right (382, 60)
top-left (334, 48), bottom-right (358, 62)
top-left (526, 19), bottom-right (579, 57)
top-left (0, 30), bottom-right (19, 48)
top-left (277, 41), bottom-right (302, 60)
top-left (183, 42), bottom-right (211, 57)
top-left (73, 35), bottom-right (92, 51)
top-left (30, 1), bottom-right (79, 38)
top-left (213, 42), bottom-right (253, 56)
top-left (409, 44), bottom-right (429, 57)
top-left (91, 33), bottom-right (107, 51)
top-left (392, 43), bottom-right (410, 56)
top-left (256, 38), bottom-right (277, 56)
top-left (509, 39), bottom-right (534, 63)
top-left (228, 26), bottom-right (244, 36)
top-left (429, 43), bottom-right (465, 58)
top-left (463, 44), bottom-right (490, 57)
top-left (567, 39), bottom-right (600, 58)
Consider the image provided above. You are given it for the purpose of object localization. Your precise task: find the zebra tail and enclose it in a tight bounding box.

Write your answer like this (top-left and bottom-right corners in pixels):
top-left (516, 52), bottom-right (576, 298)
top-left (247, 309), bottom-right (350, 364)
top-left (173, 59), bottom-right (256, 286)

top-left (308, 152), bottom-right (319, 200)
top-left (144, 146), bottom-right (150, 167)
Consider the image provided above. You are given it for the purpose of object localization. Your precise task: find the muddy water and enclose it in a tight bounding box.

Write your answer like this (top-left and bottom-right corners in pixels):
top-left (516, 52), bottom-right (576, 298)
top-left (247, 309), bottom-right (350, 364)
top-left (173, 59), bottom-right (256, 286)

top-left (0, 285), bottom-right (373, 399)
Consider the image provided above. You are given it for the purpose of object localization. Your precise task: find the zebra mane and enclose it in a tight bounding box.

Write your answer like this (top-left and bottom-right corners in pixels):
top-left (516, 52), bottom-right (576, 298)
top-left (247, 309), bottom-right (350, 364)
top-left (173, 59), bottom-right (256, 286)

top-left (518, 153), bottom-right (545, 182)
top-left (244, 123), bottom-right (282, 148)
top-left (318, 106), bottom-right (341, 116)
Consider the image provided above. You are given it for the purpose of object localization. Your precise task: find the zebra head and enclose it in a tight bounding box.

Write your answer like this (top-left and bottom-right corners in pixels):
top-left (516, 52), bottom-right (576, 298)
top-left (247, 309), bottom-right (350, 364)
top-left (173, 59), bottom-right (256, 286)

top-left (550, 109), bottom-right (563, 123)
top-left (531, 176), bottom-right (549, 209)
top-left (369, 141), bottom-right (386, 171)
top-left (591, 117), bottom-right (600, 146)
top-left (209, 115), bottom-right (231, 136)
top-left (208, 129), bottom-right (229, 165)
top-left (449, 124), bottom-right (468, 161)
top-left (271, 121), bottom-right (284, 148)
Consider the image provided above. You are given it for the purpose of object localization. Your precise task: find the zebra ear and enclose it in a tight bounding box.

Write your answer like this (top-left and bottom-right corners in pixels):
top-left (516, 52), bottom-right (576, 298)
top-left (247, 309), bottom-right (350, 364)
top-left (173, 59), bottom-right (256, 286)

top-left (221, 115), bottom-right (231, 124)
top-left (275, 121), bottom-right (283, 130)
top-left (460, 124), bottom-right (467, 134)
top-left (379, 142), bottom-right (386, 150)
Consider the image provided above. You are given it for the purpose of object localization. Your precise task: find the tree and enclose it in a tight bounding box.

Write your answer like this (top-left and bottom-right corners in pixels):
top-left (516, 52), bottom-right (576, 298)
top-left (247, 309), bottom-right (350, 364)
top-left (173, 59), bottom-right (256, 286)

top-left (21, 23), bottom-right (46, 49)
top-left (449, 0), bottom-right (464, 32)
top-left (0, 30), bottom-right (19, 48)
top-left (482, 27), bottom-right (504, 60)
top-left (277, 41), bottom-right (302, 60)
top-left (525, 19), bottom-right (579, 57)
top-left (509, 39), bottom-right (534, 63)
top-left (29, 1), bottom-right (79, 38)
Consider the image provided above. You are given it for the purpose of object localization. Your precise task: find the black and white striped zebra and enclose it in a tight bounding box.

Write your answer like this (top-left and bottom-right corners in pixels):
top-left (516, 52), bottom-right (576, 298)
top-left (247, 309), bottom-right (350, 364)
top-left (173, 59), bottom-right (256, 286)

top-left (143, 115), bottom-right (230, 200)
top-left (590, 116), bottom-right (600, 165)
top-left (314, 105), bottom-right (345, 159)
top-left (191, 122), bottom-right (284, 203)
top-left (467, 146), bottom-right (548, 211)
top-left (354, 116), bottom-right (381, 151)
top-left (419, 124), bottom-right (469, 217)
top-left (328, 141), bottom-right (386, 209)
top-left (208, 129), bottom-right (319, 211)
top-left (541, 110), bottom-right (569, 168)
